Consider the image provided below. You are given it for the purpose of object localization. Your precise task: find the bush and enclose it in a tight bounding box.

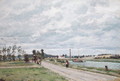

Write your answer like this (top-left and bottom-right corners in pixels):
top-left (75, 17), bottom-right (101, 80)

top-left (49, 59), bottom-right (54, 61)
top-left (57, 59), bottom-right (65, 63)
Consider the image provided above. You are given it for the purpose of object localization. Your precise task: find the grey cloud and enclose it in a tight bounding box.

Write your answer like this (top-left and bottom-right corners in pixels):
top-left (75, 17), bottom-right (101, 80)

top-left (89, 0), bottom-right (109, 7)
top-left (0, 0), bottom-right (120, 54)
top-left (75, 5), bottom-right (88, 14)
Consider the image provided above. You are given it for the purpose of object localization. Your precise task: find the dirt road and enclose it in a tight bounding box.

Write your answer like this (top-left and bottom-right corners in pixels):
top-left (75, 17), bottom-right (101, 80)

top-left (42, 61), bottom-right (118, 81)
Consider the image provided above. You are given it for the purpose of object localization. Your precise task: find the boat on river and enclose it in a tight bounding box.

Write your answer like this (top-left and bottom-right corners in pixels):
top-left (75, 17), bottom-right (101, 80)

top-left (72, 59), bottom-right (84, 62)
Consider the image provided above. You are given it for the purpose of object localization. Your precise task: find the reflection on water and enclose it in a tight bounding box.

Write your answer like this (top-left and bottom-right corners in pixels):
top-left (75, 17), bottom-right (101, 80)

top-left (70, 61), bottom-right (120, 70)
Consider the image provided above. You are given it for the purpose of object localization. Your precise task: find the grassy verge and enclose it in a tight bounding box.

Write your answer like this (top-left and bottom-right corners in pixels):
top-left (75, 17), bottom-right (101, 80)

top-left (47, 59), bottom-right (120, 77)
top-left (69, 64), bottom-right (120, 77)
top-left (0, 61), bottom-right (34, 67)
top-left (87, 59), bottom-right (120, 63)
top-left (0, 61), bottom-right (68, 81)
top-left (0, 67), bottom-right (68, 81)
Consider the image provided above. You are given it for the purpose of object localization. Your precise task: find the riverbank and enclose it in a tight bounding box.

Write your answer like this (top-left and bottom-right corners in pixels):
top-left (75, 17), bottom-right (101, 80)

top-left (86, 59), bottom-right (120, 63)
top-left (46, 59), bottom-right (120, 77)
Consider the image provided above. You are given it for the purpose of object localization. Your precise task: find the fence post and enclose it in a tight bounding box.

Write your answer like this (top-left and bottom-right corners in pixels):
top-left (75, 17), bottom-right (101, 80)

top-left (105, 65), bottom-right (108, 71)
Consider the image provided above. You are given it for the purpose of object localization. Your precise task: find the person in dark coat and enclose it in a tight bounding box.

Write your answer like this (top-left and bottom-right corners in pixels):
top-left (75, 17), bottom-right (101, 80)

top-left (66, 60), bottom-right (69, 68)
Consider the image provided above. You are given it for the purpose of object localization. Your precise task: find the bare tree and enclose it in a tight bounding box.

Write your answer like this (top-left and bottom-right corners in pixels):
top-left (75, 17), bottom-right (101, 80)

top-left (11, 45), bottom-right (17, 61)
top-left (41, 49), bottom-right (44, 59)
top-left (2, 47), bottom-right (7, 61)
top-left (12, 45), bottom-right (17, 54)
top-left (12, 54), bottom-right (15, 61)
top-left (24, 54), bottom-right (29, 63)
top-left (0, 50), bottom-right (2, 61)
top-left (32, 50), bottom-right (36, 55)
top-left (3, 54), bottom-right (7, 62)
top-left (36, 51), bottom-right (42, 64)
top-left (7, 46), bottom-right (12, 61)
top-left (32, 50), bottom-right (37, 63)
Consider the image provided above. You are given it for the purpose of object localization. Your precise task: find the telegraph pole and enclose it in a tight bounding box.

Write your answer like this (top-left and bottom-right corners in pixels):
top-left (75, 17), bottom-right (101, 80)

top-left (69, 49), bottom-right (71, 59)
top-left (78, 49), bottom-right (80, 58)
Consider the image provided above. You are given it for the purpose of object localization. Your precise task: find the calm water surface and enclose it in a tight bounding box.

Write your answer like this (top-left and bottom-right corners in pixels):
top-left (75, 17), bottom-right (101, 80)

top-left (70, 61), bottom-right (120, 70)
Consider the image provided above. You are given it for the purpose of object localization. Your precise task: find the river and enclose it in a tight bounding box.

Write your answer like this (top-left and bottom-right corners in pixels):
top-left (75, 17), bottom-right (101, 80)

top-left (70, 61), bottom-right (120, 70)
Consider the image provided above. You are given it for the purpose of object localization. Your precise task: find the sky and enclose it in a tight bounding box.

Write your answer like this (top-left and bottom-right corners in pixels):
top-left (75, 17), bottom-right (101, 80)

top-left (0, 0), bottom-right (120, 55)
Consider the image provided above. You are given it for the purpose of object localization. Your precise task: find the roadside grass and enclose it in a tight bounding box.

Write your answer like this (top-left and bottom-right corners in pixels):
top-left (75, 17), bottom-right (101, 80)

top-left (0, 61), bottom-right (34, 67)
top-left (47, 58), bottom-right (120, 77)
top-left (0, 61), bottom-right (68, 81)
top-left (0, 67), bottom-right (68, 81)
top-left (69, 64), bottom-right (120, 77)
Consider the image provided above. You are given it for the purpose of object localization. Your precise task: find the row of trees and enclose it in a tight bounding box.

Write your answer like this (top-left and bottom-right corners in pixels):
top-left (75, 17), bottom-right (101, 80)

top-left (24, 49), bottom-right (45, 64)
top-left (0, 45), bottom-right (45, 65)
top-left (0, 45), bottom-right (25, 61)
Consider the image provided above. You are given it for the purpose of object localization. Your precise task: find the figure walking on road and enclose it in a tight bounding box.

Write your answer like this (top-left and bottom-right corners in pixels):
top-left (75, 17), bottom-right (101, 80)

top-left (65, 60), bottom-right (69, 68)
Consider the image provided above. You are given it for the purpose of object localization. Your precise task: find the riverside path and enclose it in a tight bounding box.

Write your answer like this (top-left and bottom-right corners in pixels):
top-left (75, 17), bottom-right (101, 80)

top-left (42, 61), bottom-right (118, 81)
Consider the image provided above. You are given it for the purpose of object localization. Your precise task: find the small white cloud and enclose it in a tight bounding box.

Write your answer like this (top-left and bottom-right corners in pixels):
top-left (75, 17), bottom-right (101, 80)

top-left (41, 7), bottom-right (61, 18)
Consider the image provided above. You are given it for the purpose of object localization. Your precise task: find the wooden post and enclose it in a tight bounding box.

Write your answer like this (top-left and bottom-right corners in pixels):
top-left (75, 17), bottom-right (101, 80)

top-left (105, 65), bottom-right (108, 71)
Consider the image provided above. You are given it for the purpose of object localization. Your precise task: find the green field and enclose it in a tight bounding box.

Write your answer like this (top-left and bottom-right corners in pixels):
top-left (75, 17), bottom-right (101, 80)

top-left (0, 61), bottom-right (68, 81)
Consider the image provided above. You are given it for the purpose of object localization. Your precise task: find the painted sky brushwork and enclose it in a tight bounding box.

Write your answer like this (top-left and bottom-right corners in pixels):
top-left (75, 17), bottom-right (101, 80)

top-left (0, 0), bottom-right (120, 55)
